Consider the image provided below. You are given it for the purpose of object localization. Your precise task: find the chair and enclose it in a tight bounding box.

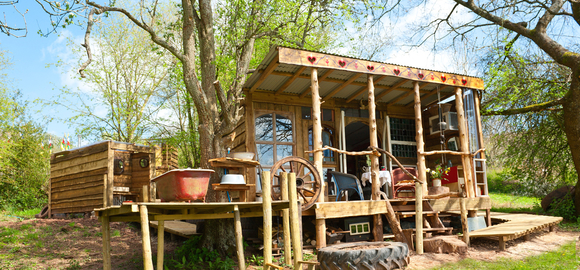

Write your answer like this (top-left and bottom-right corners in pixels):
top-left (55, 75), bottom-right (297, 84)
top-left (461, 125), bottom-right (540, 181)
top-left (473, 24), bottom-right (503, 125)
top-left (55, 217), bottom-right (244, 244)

top-left (391, 167), bottom-right (417, 198)
top-left (329, 171), bottom-right (365, 201)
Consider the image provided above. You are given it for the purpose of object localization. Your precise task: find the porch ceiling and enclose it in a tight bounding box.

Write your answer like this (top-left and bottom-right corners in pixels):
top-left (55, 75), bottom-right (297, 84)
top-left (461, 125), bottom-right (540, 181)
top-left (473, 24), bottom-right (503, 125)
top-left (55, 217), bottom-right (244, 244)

top-left (243, 46), bottom-right (484, 107)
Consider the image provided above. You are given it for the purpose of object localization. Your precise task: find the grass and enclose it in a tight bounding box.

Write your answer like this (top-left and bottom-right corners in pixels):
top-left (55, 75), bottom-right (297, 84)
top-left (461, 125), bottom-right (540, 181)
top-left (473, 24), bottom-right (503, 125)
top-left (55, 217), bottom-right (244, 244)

top-left (434, 241), bottom-right (579, 269)
top-left (489, 193), bottom-right (543, 214)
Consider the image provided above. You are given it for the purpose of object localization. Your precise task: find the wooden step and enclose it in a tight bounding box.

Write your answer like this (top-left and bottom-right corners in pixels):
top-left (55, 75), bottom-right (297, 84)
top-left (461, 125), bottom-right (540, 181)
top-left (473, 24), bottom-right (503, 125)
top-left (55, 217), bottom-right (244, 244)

top-left (397, 210), bottom-right (439, 218)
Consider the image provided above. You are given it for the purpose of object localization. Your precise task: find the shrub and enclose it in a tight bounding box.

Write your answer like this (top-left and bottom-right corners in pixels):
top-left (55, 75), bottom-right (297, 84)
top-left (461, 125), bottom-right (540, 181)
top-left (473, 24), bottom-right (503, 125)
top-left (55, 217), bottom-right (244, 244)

top-left (548, 192), bottom-right (577, 221)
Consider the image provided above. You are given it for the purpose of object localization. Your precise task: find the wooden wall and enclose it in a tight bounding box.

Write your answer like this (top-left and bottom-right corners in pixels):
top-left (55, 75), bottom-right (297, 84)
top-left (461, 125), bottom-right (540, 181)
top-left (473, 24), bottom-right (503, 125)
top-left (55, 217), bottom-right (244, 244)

top-left (50, 142), bottom-right (110, 215)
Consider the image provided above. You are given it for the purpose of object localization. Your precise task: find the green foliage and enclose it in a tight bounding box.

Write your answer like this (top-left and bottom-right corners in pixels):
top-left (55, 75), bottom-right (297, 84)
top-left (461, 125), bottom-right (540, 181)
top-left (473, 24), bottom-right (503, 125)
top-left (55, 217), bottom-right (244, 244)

top-left (483, 46), bottom-right (576, 197)
top-left (548, 192), bottom-right (578, 221)
top-left (165, 236), bottom-right (236, 270)
top-left (435, 241), bottom-right (578, 269)
top-left (487, 170), bottom-right (519, 194)
top-left (489, 192), bottom-right (543, 214)
top-left (248, 254), bottom-right (264, 266)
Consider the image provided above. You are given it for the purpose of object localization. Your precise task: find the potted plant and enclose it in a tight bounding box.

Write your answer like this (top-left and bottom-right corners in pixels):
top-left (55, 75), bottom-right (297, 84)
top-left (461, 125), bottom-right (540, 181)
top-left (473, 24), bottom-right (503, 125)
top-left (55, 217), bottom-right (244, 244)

top-left (426, 163), bottom-right (450, 187)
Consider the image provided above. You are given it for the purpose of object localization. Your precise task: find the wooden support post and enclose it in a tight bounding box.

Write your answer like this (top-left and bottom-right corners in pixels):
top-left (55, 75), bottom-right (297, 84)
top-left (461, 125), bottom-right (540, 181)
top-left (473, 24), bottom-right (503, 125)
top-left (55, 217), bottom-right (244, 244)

top-left (415, 182), bottom-right (424, 254)
top-left (157, 220), bottom-right (164, 270)
top-left (280, 172), bottom-right (292, 266)
top-left (460, 198), bottom-right (470, 246)
top-left (412, 81), bottom-right (425, 254)
top-left (523, 234), bottom-right (531, 241)
top-left (289, 173), bottom-right (303, 269)
top-left (234, 205), bottom-right (246, 270)
top-left (455, 87), bottom-right (475, 198)
top-left (142, 185), bottom-right (150, 203)
top-left (102, 214), bottom-right (111, 270)
top-left (367, 74), bottom-right (384, 241)
top-left (106, 143), bottom-right (114, 207)
top-left (311, 67), bottom-right (327, 248)
top-left (498, 236), bottom-right (505, 251)
top-left (139, 205), bottom-right (154, 270)
top-left (261, 171), bottom-right (273, 269)
top-left (549, 225), bottom-right (555, 232)
top-left (485, 208), bottom-right (491, 227)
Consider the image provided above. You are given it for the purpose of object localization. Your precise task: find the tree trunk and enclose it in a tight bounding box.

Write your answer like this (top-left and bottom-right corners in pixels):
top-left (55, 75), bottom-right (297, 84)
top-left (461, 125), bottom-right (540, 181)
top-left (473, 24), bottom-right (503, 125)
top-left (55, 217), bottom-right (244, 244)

top-left (563, 68), bottom-right (580, 216)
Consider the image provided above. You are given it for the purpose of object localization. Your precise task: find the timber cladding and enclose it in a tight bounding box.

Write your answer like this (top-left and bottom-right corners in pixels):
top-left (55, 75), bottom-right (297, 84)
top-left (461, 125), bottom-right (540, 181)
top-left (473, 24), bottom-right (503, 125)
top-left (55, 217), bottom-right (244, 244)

top-left (49, 141), bottom-right (160, 216)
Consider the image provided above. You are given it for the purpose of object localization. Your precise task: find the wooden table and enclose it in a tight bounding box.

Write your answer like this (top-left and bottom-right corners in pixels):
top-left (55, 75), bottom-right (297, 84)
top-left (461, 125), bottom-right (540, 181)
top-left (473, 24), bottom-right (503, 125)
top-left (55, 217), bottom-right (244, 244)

top-left (212, 183), bottom-right (255, 202)
top-left (95, 201), bottom-right (289, 270)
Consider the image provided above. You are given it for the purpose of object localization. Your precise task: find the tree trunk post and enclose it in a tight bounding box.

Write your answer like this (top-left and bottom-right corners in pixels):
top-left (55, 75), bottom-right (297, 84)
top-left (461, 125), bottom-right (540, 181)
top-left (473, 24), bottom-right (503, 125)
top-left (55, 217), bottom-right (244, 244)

top-left (101, 213), bottom-right (111, 270)
top-left (412, 81), bottom-right (425, 253)
top-left (280, 172), bottom-right (292, 265)
top-left (157, 220), bottom-right (164, 270)
top-left (139, 205), bottom-right (154, 270)
top-left (311, 67), bottom-right (327, 248)
top-left (234, 205), bottom-right (245, 270)
top-left (367, 74), bottom-right (384, 242)
top-left (455, 87), bottom-right (475, 198)
top-left (261, 170), bottom-right (273, 268)
top-left (460, 198), bottom-right (470, 246)
top-left (289, 172), bottom-right (303, 269)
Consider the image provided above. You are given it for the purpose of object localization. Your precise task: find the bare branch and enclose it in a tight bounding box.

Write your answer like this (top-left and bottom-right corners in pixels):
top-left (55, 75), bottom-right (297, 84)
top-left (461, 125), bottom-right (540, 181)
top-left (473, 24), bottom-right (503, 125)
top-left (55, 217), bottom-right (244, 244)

top-left (78, 7), bottom-right (98, 78)
top-left (0, 1), bottom-right (27, 37)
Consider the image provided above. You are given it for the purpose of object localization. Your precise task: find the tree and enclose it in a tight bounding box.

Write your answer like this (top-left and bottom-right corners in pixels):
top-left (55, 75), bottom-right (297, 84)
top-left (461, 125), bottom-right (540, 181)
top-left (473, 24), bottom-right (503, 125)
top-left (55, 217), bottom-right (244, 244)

top-left (52, 10), bottom-right (173, 143)
top-left (424, 0), bottom-right (580, 214)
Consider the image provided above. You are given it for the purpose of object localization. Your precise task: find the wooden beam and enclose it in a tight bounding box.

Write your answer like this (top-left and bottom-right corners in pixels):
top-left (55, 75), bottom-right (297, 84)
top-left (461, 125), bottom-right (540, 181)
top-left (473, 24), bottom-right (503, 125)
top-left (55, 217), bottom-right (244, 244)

top-left (455, 87), bottom-right (475, 198)
top-left (388, 82), bottom-right (430, 105)
top-left (460, 198), bottom-right (470, 246)
top-left (250, 58), bottom-right (279, 93)
top-left (275, 66), bottom-right (306, 95)
top-left (346, 75), bottom-right (387, 103)
top-left (376, 79), bottom-right (409, 100)
top-left (299, 69), bottom-right (335, 98)
top-left (321, 73), bottom-right (363, 102)
top-left (102, 214), bottom-right (111, 270)
top-left (311, 67), bottom-right (327, 249)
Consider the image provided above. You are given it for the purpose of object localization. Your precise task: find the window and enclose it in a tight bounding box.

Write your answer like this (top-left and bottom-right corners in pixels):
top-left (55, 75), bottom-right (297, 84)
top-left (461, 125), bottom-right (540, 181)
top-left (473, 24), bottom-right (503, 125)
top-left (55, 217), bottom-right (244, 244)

top-left (349, 222), bottom-right (370, 235)
top-left (308, 126), bottom-right (335, 163)
top-left (255, 113), bottom-right (294, 167)
top-left (389, 117), bottom-right (417, 158)
top-left (302, 107), bottom-right (334, 122)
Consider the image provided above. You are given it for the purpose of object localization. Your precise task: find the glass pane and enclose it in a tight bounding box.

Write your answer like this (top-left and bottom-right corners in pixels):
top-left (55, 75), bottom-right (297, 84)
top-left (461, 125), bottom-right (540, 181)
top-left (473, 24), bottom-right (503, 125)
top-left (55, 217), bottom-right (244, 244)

top-left (257, 144), bottom-right (274, 166)
top-left (276, 145), bottom-right (293, 162)
top-left (463, 89), bottom-right (480, 155)
top-left (302, 107), bottom-right (312, 120)
top-left (255, 114), bottom-right (273, 141)
top-left (322, 109), bottom-right (333, 121)
top-left (276, 115), bottom-right (293, 142)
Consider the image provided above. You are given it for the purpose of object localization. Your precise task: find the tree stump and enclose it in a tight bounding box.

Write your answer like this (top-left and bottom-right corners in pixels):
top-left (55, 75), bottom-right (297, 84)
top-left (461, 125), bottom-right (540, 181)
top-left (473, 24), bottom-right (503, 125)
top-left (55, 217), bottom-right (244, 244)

top-left (423, 236), bottom-right (468, 254)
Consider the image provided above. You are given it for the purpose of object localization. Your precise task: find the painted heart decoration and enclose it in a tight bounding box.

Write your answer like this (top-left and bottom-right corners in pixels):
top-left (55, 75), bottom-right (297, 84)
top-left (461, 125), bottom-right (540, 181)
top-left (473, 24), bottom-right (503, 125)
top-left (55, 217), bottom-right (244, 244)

top-left (461, 78), bottom-right (467, 85)
top-left (338, 60), bottom-right (346, 67)
top-left (453, 80), bottom-right (457, 84)
top-left (307, 56), bottom-right (316, 64)
top-left (418, 72), bottom-right (424, 79)
top-left (441, 74), bottom-right (447, 82)
top-left (367, 65), bottom-right (375, 71)
top-left (393, 68), bottom-right (400, 75)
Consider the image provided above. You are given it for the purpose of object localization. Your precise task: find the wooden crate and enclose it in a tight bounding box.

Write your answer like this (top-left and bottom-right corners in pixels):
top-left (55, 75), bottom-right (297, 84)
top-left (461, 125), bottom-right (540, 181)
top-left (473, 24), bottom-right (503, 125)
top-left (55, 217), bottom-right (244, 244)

top-left (49, 141), bottom-right (157, 216)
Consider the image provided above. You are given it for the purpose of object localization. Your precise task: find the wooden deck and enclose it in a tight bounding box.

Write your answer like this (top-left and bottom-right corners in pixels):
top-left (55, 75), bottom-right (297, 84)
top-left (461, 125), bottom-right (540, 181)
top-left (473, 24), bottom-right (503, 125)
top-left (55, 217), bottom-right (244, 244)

top-left (150, 221), bottom-right (199, 238)
top-left (469, 212), bottom-right (563, 250)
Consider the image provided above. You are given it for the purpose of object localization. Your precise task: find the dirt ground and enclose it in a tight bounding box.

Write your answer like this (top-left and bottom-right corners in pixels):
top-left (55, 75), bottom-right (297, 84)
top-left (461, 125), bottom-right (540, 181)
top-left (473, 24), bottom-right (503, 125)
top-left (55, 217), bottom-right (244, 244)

top-left (0, 216), bottom-right (578, 269)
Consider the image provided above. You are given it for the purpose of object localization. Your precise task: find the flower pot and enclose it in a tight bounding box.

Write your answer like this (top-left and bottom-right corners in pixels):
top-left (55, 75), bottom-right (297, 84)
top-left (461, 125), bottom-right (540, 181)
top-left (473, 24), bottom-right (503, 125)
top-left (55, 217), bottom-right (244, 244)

top-left (432, 178), bottom-right (441, 187)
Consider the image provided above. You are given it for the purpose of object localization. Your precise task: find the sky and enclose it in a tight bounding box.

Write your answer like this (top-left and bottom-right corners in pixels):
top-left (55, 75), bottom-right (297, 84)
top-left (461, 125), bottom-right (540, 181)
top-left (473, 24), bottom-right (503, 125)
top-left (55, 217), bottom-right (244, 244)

top-left (0, 0), bottom-right (481, 146)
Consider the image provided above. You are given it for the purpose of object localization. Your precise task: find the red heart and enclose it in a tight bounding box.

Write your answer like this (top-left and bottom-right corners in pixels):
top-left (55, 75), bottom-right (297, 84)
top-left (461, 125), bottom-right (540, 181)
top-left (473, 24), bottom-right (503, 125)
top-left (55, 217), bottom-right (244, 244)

top-left (441, 75), bottom-right (447, 82)
top-left (418, 72), bottom-right (424, 79)
top-left (393, 68), bottom-right (400, 75)
top-left (453, 80), bottom-right (457, 84)
top-left (307, 56), bottom-right (316, 64)
top-left (461, 78), bottom-right (467, 85)
top-left (367, 65), bottom-right (374, 71)
top-left (431, 75), bottom-right (435, 80)
top-left (338, 60), bottom-right (346, 67)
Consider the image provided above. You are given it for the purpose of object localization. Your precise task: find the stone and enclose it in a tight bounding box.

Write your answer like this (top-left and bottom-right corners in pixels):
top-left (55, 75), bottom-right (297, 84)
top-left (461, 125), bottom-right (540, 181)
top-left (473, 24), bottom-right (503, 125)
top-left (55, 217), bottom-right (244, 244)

top-left (428, 186), bottom-right (450, 196)
top-left (424, 236), bottom-right (468, 254)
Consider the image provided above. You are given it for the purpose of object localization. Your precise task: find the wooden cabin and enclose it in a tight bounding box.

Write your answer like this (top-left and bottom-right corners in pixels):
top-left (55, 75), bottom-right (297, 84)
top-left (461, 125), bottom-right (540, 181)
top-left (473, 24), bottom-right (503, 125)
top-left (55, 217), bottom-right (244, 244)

top-left (233, 46), bottom-right (487, 200)
top-left (49, 141), bottom-right (178, 217)
top-left (230, 46), bottom-right (489, 248)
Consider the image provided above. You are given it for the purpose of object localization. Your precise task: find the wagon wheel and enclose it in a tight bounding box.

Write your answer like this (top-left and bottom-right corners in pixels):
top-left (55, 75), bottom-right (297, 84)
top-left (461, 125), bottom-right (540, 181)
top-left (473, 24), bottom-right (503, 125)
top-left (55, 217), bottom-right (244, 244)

top-left (270, 156), bottom-right (322, 211)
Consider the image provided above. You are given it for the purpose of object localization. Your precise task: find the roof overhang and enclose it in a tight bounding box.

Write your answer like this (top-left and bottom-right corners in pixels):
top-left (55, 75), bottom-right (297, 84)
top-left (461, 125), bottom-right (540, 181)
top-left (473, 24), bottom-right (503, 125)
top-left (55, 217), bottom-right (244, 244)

top-left (243, 46), bottom-right (484, 107)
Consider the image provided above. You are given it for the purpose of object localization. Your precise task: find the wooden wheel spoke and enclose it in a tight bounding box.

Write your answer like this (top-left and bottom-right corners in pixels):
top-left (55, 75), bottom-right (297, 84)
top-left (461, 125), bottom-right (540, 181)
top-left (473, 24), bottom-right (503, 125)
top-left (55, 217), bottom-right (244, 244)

top-left (304, 180), bottom-right (315, 184)
top-left (298, 190), bottom-right (308, 201)
top-left (297, 163), bottom-right (304, 175)
top-left (280, 167), bottom-right (287, 173)
top-left (270, 156), bottom-right (322, 211)
top-left (272, 184), bottom-right (280, 188)
top-left (303, 171), bottom-right (312, 179)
